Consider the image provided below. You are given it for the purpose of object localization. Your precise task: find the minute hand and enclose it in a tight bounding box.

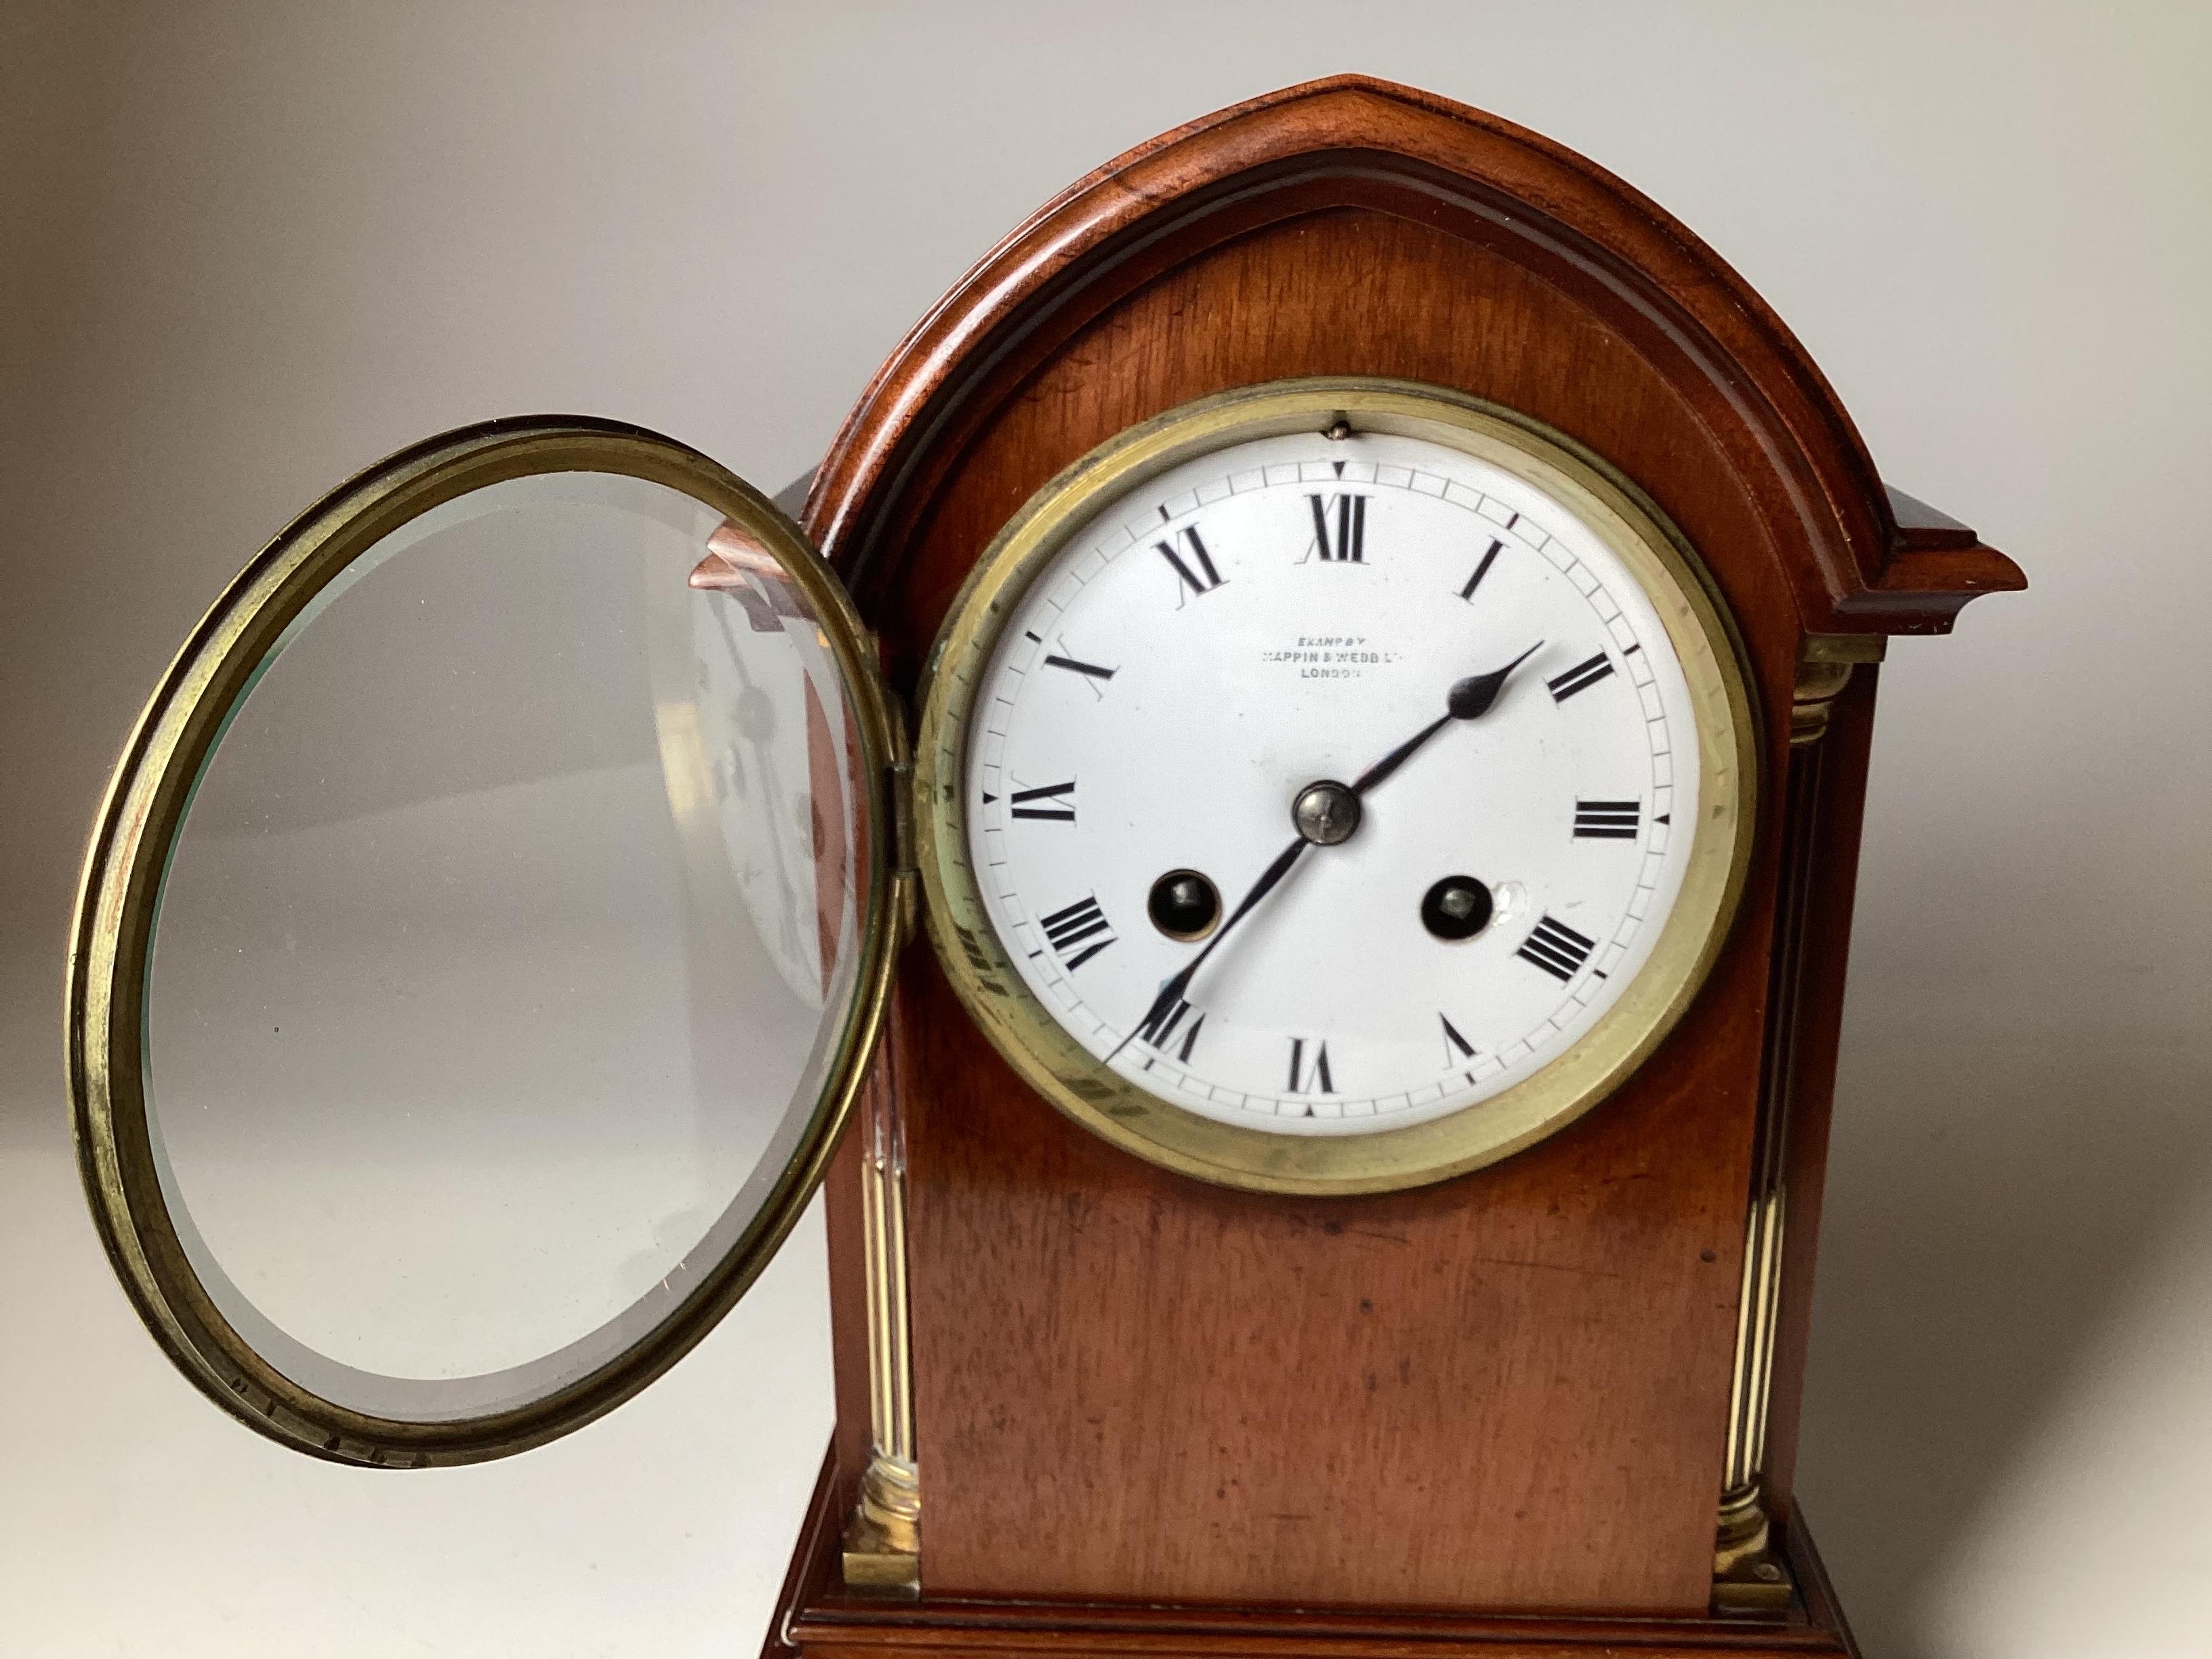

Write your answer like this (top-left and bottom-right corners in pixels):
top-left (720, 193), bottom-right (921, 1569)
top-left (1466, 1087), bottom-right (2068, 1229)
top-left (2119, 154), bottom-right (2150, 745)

top-left (1107, 834), bottom-right (1308, 1061)
top-left (1108, 641), bottom-right (1543, 1062)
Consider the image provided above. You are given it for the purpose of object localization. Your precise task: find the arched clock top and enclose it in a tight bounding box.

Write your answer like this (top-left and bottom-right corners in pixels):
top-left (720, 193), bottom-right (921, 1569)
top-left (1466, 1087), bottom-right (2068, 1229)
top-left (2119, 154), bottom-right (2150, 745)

top-left (806, 74), bottom-right (2020, 669)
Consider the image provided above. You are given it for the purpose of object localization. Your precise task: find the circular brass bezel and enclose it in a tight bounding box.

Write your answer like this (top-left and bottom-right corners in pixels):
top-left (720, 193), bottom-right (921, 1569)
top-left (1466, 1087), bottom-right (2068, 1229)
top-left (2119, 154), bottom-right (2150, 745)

top-left (913, 377), bottom-right (1758, 1196)
top-left (64, 417), bottom-right (900, 1466)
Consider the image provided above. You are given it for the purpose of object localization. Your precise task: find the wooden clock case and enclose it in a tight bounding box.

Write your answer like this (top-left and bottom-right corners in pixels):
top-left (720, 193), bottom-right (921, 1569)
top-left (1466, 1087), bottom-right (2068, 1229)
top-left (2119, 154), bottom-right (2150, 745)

top-left (771, 75), bottom-right (2020, 1659)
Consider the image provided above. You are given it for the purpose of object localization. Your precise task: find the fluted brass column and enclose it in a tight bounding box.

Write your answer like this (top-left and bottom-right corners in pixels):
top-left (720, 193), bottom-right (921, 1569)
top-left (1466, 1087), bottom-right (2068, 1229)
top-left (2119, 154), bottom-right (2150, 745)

top-left (842, 1071), bottom-right (920, 1593)
top-left (1712, 638), bottom-right (1880, 1615)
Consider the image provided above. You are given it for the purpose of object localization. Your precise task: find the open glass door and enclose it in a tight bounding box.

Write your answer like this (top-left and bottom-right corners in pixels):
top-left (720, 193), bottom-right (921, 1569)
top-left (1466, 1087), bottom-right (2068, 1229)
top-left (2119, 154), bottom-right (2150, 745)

top-left (67, 417), bottom-right (901, 1466)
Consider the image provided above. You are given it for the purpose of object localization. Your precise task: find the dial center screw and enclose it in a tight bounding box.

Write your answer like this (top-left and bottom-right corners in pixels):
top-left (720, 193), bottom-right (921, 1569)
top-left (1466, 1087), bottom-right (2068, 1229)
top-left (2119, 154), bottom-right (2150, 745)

top-left (1292, 780), bottom-right (1361, 846)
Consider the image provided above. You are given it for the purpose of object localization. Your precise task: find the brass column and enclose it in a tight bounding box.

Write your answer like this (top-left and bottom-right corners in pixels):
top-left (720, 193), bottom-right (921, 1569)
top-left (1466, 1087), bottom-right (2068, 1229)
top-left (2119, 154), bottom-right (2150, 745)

top-left (841, 1065), bottom-right (921, 1592)
top-left (1711, 638), bottom-right (1877, 1615)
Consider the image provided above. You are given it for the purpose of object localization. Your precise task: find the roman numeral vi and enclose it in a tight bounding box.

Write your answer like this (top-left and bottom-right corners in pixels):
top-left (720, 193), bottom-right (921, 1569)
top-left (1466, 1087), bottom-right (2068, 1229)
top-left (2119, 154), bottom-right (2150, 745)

top-left (1287, 1036), bottom-right (1336, 1094)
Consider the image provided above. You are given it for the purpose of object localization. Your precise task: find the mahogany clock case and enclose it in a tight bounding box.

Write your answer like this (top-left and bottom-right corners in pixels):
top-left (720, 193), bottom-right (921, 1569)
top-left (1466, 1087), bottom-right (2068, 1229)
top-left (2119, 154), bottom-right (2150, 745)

top-left (792, 72), bottom-right (2015, 1652)
top-left (58, 71), bottom-right (2021, 1659)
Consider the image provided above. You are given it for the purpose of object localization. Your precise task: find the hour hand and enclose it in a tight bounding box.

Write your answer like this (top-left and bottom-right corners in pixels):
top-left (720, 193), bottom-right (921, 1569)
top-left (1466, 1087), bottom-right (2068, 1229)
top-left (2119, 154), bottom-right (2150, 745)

top-left (1446, 640), bottom-right (1544, 721)
top-left (1352, 641), bottom-right (1543, 798)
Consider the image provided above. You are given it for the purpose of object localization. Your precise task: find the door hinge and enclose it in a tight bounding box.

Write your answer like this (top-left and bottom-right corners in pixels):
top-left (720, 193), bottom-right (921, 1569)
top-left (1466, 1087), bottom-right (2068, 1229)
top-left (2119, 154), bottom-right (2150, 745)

top-left (876, 660), bottom-right (919, 947)
top-left (888, 758), bottom-right (918, 938)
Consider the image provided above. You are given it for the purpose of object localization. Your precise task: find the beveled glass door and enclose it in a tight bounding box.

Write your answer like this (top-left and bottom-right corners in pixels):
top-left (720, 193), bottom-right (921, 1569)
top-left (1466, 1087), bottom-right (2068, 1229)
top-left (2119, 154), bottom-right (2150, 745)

top-left (69, 419), bottom-right (899, 1465)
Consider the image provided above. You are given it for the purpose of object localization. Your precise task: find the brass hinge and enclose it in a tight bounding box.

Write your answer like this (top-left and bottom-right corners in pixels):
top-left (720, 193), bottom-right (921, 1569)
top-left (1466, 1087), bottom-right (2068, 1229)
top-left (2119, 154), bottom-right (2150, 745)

top-left (887, 756), bottom-right (918, 947)
top-left (874, 653), bottom-right (920, 947)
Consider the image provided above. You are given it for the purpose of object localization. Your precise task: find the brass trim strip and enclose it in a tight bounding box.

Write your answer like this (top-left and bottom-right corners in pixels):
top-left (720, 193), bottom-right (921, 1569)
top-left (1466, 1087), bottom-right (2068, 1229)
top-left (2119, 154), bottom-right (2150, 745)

top-left (1721, 1187), bottom-right (1786, 1498)
top-left (1799, 633), bottom-right (1887, 665)
top-left (863, 1094), bottom-right (915, 1477)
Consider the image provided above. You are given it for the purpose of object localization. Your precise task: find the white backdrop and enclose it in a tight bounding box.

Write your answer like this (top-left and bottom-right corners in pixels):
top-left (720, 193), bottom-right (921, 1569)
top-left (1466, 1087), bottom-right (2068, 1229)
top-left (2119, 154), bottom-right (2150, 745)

top-left (3, 4), bottom-right (2207, 1656)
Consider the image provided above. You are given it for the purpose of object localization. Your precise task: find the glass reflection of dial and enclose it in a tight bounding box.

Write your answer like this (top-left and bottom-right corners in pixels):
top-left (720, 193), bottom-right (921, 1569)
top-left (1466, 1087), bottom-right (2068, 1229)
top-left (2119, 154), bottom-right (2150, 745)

top-left (966, 428), bottom-right (1704, 1134)
top-left (690, 558), bottom-right (841, 1011)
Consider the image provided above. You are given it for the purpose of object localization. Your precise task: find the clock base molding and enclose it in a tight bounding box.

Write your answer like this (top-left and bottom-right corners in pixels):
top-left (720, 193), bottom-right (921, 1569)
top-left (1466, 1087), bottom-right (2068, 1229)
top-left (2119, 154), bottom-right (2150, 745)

top-left (766, 1453), bottom-right (1862, 1659)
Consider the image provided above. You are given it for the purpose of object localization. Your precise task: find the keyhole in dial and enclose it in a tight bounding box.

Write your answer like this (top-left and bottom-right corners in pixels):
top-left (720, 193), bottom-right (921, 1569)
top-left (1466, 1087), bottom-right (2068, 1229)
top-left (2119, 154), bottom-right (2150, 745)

top-left (1422, 875), bottom-right (1494, 941)
top-left (1148, 869), bottom-right (1221, 941)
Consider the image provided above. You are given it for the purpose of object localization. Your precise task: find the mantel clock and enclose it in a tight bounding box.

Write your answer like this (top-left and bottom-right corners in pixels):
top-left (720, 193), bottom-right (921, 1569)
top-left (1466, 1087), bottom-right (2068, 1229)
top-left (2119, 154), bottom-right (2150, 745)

top-left (68, 79), bottom-right (2022, 1656)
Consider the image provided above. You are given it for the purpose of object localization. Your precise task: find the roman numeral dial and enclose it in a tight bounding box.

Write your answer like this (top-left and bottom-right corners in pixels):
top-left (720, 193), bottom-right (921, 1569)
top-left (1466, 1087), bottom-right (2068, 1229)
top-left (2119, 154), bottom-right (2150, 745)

top-left (956, 413), bottom-right (1722, 1148)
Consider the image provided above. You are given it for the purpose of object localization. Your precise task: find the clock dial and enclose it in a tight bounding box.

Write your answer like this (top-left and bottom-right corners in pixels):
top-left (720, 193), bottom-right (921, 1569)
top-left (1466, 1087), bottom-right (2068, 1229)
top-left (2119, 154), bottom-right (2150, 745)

top-left (966, 426), bottom-right (1696, 1134)
top-left (918, 381), bottom-right (1751, 1189)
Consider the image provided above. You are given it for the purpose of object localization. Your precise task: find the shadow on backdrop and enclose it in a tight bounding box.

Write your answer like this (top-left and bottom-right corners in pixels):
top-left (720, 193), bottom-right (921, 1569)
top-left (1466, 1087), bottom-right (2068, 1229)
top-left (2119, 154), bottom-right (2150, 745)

top-left (1803, 1006), bottom-right (2210, 1656)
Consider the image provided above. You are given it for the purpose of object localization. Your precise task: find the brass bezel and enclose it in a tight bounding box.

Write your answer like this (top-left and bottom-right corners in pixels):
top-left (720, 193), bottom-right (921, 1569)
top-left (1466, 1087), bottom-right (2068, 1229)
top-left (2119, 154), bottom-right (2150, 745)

top-left (913, 378), bottom-right (1758, 1196)
top-left (64, 417), bottom-right (901, 1467)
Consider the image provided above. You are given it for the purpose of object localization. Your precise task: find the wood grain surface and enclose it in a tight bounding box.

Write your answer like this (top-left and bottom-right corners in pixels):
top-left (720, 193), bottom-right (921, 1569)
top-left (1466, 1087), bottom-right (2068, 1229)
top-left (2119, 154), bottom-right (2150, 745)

top-left (764, 1448), bottom-right (1863, 1659)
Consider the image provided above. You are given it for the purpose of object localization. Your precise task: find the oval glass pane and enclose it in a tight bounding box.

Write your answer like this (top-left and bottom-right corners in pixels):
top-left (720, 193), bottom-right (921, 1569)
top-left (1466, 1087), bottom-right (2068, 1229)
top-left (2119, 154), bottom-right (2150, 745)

top-left (71, 422), bottom-right (894, 1462)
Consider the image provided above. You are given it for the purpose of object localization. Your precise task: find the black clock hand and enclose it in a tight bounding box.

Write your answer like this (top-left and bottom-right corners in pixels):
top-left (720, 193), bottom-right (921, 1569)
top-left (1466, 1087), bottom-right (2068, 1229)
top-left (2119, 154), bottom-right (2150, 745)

top-left (1110, 834), bottom-right (1309, 1061)
top-left (1108, 641), bottom-right (1544, 1063)
top-left (1349, 640), bottom-right (1543, 798)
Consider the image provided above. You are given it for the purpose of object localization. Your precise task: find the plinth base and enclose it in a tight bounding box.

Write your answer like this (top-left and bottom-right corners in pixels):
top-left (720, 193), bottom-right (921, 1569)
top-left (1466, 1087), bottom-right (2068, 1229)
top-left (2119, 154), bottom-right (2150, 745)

top-left (763, 1452), bottom-right (1860, 1659)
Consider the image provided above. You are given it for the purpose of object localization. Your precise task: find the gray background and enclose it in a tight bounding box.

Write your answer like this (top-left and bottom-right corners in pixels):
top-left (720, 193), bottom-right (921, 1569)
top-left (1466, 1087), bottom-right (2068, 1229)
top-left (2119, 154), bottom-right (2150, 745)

top-left (3, 3), bottom-right (2207, 1655)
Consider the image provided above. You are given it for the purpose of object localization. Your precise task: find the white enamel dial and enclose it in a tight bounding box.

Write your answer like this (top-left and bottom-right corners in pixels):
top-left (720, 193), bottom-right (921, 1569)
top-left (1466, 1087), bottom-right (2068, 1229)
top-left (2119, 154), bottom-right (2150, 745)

top-left (961, 421), bottom-right (1715, 1139)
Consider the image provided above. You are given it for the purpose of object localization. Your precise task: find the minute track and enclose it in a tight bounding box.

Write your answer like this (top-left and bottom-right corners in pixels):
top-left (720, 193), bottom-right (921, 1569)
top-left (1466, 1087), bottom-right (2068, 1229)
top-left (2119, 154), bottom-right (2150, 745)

top-left (961, 415), bottom-right (1709, 1134)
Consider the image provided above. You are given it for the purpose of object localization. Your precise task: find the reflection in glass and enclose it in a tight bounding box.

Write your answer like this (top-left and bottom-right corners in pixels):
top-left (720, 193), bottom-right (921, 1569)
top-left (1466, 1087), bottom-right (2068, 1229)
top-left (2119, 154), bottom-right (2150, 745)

top-left (146, 473), bottom-right (867, 1421)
